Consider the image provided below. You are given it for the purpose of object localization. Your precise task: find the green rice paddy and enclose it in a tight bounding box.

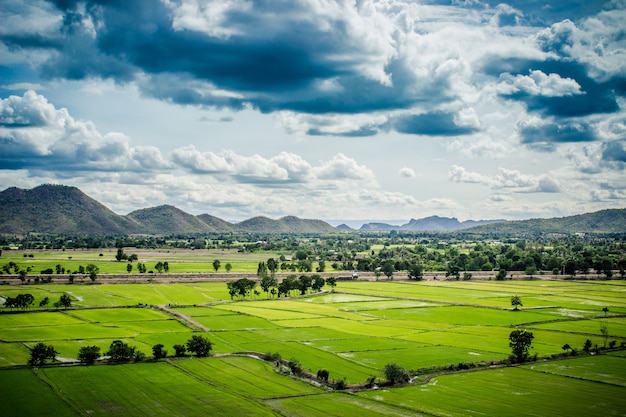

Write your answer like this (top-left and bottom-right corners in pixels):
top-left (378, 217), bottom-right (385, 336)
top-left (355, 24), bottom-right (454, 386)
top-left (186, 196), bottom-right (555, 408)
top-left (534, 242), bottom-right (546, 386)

top-left (1, 279), bottom-right (625, 416)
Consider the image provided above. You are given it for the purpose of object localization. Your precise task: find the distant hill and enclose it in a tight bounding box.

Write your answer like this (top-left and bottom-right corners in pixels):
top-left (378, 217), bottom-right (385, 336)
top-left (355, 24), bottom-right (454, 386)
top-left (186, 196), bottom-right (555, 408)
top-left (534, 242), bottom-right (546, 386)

top-left (360, 222), bottom-right (400, 231)
top-left (336, 224), bottom-right (354, 231)
top-left (401, 216), bottom-right (504, 231)
top-left (196, 214), bottom-right (233, 232)
top-left (0, 185), bottom-right (338, 235)
top-left (464, 209), bottom-right (626, 235)
top-left (126, 205), bottom-right (216, 235)
top-left (236, 215), bottom-right (336, 233)
top-left (0, 184), bottom-right (141, 235)
top-left (360, 216), bottom-right (503, 231)
top-left (1, 185), bottom-right (624, 236)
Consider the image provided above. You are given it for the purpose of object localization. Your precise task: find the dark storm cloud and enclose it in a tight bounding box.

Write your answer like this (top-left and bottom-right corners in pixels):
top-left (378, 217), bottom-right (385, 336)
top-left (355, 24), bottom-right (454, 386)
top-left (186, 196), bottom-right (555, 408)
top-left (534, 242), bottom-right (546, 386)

top-left (391, 112), bottom-right (478, 136)
top-left (489, 58), bottom-right (622, 117)
top-left (1, 0), bottom-right (458, 117)
top-left (519, 121), bottom-right (597, 151)
top-left (602, 140), bottom-right (626, 163)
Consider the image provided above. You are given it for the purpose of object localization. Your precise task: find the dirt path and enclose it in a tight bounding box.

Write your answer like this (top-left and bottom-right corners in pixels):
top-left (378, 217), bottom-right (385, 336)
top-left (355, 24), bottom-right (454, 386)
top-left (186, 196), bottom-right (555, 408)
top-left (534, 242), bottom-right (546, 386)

top-left (152, 304), bottom-right (210, 332)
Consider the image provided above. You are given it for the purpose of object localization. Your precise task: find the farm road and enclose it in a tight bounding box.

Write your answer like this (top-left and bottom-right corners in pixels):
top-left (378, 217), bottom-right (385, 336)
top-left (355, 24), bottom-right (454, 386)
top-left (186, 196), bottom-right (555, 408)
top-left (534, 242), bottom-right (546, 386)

top-left (153, 305), bottom-right (210, 332)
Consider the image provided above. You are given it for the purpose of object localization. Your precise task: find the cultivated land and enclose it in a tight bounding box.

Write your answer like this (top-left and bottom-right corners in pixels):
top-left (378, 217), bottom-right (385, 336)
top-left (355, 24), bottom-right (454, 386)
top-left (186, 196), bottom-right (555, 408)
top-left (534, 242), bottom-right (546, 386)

top-left (1, 273), bottom-right (625, 415)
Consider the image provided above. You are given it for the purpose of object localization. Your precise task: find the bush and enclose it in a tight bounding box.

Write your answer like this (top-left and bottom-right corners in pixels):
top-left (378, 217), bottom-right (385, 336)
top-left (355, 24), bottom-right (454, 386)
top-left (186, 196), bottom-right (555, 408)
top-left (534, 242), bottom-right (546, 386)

top-left (317, 368), bottom-right (329, 381)
top-left (77, 345), bottom-right (101, 364)
top-left (383, 363), bottom-right (410, 384)
top-left (288, 358), bottom-right (302, 375)
top-left (186, 335), bottom-right (213, 357)
top-left (173, 344), bottom-right (186, 357)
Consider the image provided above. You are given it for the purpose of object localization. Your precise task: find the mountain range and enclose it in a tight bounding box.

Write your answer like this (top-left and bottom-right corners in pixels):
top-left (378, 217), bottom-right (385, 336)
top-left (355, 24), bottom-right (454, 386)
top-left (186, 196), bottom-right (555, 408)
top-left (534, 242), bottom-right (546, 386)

top-left (355, 216), bottom-right (504, 231)
top-left (0, 184), bottom-right (624, 235)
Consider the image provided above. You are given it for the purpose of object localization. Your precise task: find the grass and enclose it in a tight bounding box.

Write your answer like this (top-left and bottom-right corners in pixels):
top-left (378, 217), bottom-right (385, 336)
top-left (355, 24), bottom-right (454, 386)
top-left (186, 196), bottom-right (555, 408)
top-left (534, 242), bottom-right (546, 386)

top-left (37, 361), bottom-right (282, 417)
top-left (358, 364), bottom-right (626, 416)
top-left (1, 278), bottom-right (626, 416)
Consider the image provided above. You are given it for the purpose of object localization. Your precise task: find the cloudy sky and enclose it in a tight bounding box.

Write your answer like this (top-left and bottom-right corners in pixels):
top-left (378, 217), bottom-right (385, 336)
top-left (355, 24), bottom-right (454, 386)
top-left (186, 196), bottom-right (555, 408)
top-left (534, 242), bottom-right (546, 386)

top-left (1, 0), bottom-right (625, 225)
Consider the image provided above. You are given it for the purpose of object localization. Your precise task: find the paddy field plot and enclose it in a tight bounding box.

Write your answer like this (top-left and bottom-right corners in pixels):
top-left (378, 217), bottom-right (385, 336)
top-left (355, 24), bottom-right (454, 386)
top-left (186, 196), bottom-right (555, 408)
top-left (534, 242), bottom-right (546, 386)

top-left (358, 359), bottom-right (626, 416)
top-left (1, 279), bottom-right (626, 416)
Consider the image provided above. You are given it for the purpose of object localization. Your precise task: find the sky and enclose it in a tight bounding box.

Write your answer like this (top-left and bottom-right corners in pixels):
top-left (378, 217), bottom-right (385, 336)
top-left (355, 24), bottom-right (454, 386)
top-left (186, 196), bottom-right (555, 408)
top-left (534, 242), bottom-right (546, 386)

top-left (1, 0), bottom-right (625, 226)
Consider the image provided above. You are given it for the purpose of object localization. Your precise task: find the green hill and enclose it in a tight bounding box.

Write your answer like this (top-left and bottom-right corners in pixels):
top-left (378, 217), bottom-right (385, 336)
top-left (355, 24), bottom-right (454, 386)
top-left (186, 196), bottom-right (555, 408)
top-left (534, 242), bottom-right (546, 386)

top-left (465, 209), bottom-right (626, 235)
top-left (126, 205), bottom-right (216, 235)
top-left (0, 185), bottom-right (338, 235)
top-left (0, 184), bottom-right (141, 235)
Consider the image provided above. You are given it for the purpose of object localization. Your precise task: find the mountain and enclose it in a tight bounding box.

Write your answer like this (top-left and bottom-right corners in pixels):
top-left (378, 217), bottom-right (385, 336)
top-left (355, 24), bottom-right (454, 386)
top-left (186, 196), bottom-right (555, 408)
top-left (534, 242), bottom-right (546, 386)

top-left (0, 185), bottom-right (337, 235)
top-left (1, 185), bottom-right (624, 236)
top-left (360, 222), bottom-right (400, 231)
top-left (0, 184), bottom-right (140, 235)
top-left (336, 224), bottom-right (354, 231)
top-left (196, 214), bottom-right (233, 232)
top-left (359, 216), bottom-right (503, 231)
top-left (126, 205), bottom-right (216, 234)
top-left (464, 209), bottom-right (626, 235)
top-left (236, 215), bottom-right (336, 233)
top-left (401, 216), bottom-right (504, 231)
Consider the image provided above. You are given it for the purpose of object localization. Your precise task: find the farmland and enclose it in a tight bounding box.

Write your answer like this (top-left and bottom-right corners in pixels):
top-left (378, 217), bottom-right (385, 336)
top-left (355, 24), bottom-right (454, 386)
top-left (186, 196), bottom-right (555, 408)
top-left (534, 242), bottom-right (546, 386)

top-left (1, 278), bottom-right (625, 416)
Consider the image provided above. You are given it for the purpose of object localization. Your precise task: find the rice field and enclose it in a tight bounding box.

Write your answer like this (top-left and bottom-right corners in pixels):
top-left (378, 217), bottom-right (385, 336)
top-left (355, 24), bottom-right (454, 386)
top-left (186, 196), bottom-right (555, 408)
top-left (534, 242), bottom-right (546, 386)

top-left (1, 279), bottom-right (625, 416)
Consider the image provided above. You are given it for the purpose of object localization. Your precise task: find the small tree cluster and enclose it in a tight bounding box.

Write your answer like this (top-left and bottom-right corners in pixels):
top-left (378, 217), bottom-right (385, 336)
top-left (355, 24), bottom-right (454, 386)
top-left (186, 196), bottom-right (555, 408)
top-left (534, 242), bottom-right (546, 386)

top-left (3, 293), bottom-right (34, 309)
top-left (77, 345), bottom-right (101, 364)
top-left (53, 294), bottom-right (72, 309)
top-left (106, 340), bottom-right (144, 362)
top-left (154, 261), bottom-right (169, 273)
top-left (383, 363), bottom-right (410, 385)
top-left (227, 278), bottom-right (257, 299)
top-left (186, 335), bottom-right (213, 357)
top-left (29, 342), bottom-right (58, 366)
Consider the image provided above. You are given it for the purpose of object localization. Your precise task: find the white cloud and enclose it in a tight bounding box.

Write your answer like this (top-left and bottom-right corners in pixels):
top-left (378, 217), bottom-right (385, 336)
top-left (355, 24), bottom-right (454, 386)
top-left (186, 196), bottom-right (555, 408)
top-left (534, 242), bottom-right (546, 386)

top-left (497, 70), bottom-right (584, 97)
top-left (0, 90), bottom-right (167, 172)
top-left (399, 167), bottom-right (416, 178)
top-left (449, 165), bottom-right (561, 193)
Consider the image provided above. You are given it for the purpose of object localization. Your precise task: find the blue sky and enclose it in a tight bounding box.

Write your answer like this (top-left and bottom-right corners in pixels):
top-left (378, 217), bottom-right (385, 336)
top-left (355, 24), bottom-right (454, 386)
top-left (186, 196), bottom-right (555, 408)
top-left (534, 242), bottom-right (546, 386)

top-left (1, 0), bottom-right (625, 223)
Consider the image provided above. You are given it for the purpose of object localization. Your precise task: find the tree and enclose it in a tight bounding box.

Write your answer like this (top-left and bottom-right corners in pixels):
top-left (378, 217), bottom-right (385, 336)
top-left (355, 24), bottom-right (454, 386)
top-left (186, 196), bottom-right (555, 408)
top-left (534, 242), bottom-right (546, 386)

top-left (496, 268), bottom-right (507, 280)
top-left (212, 259), bottom-right (221, 272)
top-left (511, 295), bottom-right (523, 310)
top-left (326, 277), bottom-right (337, 291)
top-left (106, 340), bottom-right (139, 361)
top-left (126, 263), bottom-right (133, 273)
top-left (225, 263), bottom-right (232, 272)
top-left (155, 261), bottom-right (164, 273)
top-left (602, 307), bottom-right (609, 317)
top-left (561, 343), bottom-right (572, 353)
top-left (407, 263), bottom-right (424, 281)
top-left (39, 297), bottom-right (50, 307)
top-left (115, 248), bottom-right (128, 262)
top-left (311, 275), bottom-right (325, 292)
top-left (583, 339), bottom-right (593, 353)
top-left (298, 275), bottom-right (312, 295)
top-left (288, 358), bottom-right (303, 375)
top-left (509, 329), bottom-right (534, 362)
top-left (173, 344), bottom-right (187, 357)
top-left (381, 260), bottom-right (395, 280)
top-left (186, 335), bottom-right (213, 357)
top-left (77, 345), bottom-right (101, 364)
top-left (600, 325), bottom-right (609, 349)
top-left (257, 261), bottom-right (267, 277)
top-left (163, 261), bottom-right (169, 273)
top-left (58, 294), bottom-right (72, 309)
top-left (317, 368), bottom-right (329, 382)
top-left (266, 258), bottom-right (278, 275)
top-left (383, 363), bottom-right (410, 384)
top-left (28, 342), bottom-right (57, 366)
top-left (227, 278), bottom-right (257, 299)
top-left (260, 275), bottom-right (278, 297)
top-left (86, 263), bottom-right (99, 282)
top-left (152, 344), bottom-right (167, 360)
